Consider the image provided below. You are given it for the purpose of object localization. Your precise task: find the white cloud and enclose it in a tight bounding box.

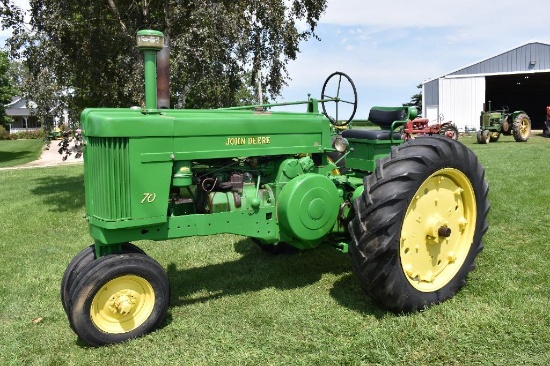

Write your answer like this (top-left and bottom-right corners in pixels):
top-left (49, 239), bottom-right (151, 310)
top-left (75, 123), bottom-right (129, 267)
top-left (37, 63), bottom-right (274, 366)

top-left (321, 0), bottom-right (546, 30)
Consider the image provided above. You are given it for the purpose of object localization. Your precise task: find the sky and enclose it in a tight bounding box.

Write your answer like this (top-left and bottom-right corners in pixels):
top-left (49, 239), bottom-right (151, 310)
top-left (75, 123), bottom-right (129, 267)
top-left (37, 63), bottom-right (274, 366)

top-left (281, 0), bottom-right (550, 118)
top-left (3, 0), bottom-right (550, 119)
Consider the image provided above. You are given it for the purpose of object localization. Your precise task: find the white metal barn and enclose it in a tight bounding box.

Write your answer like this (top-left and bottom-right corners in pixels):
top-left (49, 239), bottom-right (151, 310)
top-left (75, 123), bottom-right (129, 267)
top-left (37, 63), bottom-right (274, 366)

top-left (422, 42), bottom-right (550, 131)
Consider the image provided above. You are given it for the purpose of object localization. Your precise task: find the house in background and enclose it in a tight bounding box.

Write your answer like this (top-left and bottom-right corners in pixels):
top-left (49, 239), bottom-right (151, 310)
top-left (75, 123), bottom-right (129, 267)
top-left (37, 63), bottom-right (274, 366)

top-left (5, 97), bottom-right (39, 133)
top-left (5, 96), bottom-right (69, 133)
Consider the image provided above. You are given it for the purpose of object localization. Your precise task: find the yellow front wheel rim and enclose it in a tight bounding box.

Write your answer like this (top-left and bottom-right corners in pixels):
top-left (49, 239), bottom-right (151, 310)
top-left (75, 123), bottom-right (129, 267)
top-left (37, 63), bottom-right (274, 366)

top-left (91, 275), bottom-right (155, 334)
top-left (400, 168), bottom-right (477, 292)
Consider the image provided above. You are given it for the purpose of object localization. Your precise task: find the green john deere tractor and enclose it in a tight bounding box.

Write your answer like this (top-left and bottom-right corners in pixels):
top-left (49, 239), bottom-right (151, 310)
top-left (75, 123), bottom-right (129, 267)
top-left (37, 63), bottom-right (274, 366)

top-left (477, 102), bottom-right (531, 143)
top-left (61, 30), bottom-right (490, 346)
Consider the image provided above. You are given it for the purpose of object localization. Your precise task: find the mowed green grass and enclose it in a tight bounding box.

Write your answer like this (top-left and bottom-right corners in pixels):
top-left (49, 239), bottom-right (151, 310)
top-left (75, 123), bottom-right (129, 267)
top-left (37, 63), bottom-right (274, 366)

top-left (0, 139), bottom-right (44, 168)
top-left (0, 133), bottom-right (549, 365)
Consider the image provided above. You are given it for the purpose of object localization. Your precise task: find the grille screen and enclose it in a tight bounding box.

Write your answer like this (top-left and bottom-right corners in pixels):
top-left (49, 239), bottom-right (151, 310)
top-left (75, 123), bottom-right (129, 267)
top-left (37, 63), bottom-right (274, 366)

top-left (86, 137), bottom-right (131, 220)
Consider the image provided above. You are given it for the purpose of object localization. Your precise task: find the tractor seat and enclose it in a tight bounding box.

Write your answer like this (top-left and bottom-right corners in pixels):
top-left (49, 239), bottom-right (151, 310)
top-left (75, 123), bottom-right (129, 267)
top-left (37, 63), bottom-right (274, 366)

top-left (342, 107), bottom-right (408, 140)
top-left (367, 108), bottom-right (408, 129)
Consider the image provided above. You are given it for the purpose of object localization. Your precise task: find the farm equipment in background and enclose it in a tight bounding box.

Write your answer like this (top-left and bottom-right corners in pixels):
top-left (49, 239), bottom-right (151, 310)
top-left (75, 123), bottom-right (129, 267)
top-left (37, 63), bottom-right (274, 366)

top-left (543, 106), bottom-right (550, 137)
top-left (477, 102), bottom-right (531, 143)
top-left (401, 114), bottom-right (458, 141)
top-left (60, 30), bottom-right (489, 346)
top-left (48, 127), bottom-right (63, 140)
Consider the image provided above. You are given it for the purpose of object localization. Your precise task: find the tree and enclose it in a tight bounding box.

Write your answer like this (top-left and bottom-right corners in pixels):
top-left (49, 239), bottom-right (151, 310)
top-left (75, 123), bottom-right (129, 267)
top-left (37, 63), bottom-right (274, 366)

top-left (403, 83), bottom-right (422, 111)
top-left (7, 59), bottom-right (27, 94)
top-left (1, 0), bottom-right (328, 116)
top-left (0, 51), bottom-right (17, 127)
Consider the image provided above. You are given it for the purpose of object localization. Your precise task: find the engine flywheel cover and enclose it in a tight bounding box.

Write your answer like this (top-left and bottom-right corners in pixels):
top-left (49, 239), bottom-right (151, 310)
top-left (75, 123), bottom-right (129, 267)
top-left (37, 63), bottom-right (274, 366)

top-left (277, 173), bottom-right (339, 241)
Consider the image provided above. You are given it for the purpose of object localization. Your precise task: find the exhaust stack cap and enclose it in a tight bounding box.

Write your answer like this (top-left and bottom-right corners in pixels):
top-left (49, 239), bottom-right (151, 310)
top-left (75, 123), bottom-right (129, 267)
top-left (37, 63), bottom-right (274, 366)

top-left (136, 30), bottom-right (164, 51)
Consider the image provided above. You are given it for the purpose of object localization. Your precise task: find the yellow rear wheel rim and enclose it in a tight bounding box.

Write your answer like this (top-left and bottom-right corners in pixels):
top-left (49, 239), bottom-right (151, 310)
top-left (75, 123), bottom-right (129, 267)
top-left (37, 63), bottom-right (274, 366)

top-left (91, 275), bottom-right (155, 334)
top-left (400, 168), bottom-right (477, 292)
top-left (519, 118), bottom-right (530, 138)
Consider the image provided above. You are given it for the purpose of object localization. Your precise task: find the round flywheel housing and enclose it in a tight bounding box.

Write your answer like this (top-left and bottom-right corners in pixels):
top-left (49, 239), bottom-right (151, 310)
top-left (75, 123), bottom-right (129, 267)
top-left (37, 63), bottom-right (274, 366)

top-left (277, 173), bottom-right (339, 241)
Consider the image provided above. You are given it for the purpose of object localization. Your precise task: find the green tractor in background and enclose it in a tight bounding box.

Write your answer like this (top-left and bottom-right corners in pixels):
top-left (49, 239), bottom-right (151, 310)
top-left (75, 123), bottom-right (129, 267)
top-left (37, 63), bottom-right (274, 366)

top-left (60, 30), bottom-right (490, 346)
top-left (477, 102), bottom-right (531, 143)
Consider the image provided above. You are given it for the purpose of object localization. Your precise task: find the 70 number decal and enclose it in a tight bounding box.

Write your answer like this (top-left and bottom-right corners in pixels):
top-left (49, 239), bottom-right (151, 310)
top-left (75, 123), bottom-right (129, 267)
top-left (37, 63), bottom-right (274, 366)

top-left (141, 193), bottom-right (157, 204)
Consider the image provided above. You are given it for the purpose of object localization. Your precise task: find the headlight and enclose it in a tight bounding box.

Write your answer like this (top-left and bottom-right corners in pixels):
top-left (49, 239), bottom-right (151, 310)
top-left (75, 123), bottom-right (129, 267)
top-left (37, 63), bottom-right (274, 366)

top-left (333, 137), bottom-right (349, 153)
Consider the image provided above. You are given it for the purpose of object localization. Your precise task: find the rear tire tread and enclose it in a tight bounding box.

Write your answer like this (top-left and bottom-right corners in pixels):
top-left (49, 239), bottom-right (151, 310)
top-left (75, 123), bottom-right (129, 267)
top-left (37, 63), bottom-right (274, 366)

top-left (348, 136), bottom-right (489, 313)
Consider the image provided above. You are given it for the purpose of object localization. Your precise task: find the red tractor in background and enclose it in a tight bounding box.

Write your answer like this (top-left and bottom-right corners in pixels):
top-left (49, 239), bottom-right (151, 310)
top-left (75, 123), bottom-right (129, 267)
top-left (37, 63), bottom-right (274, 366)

top-left (401, 114), bottom-right (459, 141)
top-left (543, 106), bottom-right (550, 137)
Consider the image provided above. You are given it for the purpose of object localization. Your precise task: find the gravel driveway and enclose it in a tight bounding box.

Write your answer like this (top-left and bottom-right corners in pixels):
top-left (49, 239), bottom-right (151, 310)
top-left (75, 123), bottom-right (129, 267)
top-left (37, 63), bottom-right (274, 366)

top-left (0, 142), bottom-right (83, 170)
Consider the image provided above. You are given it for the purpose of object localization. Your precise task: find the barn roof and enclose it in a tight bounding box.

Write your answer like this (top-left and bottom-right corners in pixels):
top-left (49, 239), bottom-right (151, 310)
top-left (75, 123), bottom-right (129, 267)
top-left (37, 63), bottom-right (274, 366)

top-left (447, 41), bottom-right (550, 77)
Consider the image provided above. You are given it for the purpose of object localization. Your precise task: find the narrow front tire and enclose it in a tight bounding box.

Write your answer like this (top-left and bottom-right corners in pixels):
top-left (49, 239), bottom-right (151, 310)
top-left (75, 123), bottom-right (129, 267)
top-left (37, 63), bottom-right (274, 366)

top-left (61, 243), bottom-right (145, 315)
top-left (68, 252), bottom-right (170, 346)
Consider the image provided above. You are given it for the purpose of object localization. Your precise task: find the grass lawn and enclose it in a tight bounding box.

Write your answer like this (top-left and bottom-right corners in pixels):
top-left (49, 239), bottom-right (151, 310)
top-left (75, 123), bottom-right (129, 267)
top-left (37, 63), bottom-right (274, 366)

top-left (0, 139), bottom-right (45, 168)
top-left (0, 133), bottom-right (549, 365)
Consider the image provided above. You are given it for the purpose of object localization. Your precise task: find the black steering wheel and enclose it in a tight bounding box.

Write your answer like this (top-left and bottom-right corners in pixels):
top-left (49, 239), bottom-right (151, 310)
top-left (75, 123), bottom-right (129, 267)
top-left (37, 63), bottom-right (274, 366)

top-left (321, 71), bottom-right (358, 126)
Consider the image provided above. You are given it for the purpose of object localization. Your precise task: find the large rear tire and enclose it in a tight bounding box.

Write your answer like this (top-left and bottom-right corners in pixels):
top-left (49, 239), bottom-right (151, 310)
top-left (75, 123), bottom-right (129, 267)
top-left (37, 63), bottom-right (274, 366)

top-left (68, 252), bottom-right (170, 346)
top-left (348, 136), bottom-right (489, 312)
top-left (512, 113), bottom-right (531, 142)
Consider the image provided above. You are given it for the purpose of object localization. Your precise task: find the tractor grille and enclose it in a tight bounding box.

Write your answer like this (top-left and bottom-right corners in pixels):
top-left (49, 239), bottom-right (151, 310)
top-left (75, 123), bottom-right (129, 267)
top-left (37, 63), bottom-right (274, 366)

top-left (86, 137), bottom-right (131, 221)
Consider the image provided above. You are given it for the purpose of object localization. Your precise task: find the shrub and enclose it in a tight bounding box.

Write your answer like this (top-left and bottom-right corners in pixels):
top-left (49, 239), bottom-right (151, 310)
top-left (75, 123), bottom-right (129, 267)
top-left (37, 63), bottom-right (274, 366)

top-left (0, 126), bottom-right (10, 140)
top-left (11, 129), bottom-right (46, 140)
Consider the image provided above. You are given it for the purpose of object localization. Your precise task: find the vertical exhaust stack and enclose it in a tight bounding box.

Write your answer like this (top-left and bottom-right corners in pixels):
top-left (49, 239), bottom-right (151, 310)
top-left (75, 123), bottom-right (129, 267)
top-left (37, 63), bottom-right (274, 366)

top-left (156, 36), bottom-right (170, 109)
top-left (136, 30), bottom-right (164, 112)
